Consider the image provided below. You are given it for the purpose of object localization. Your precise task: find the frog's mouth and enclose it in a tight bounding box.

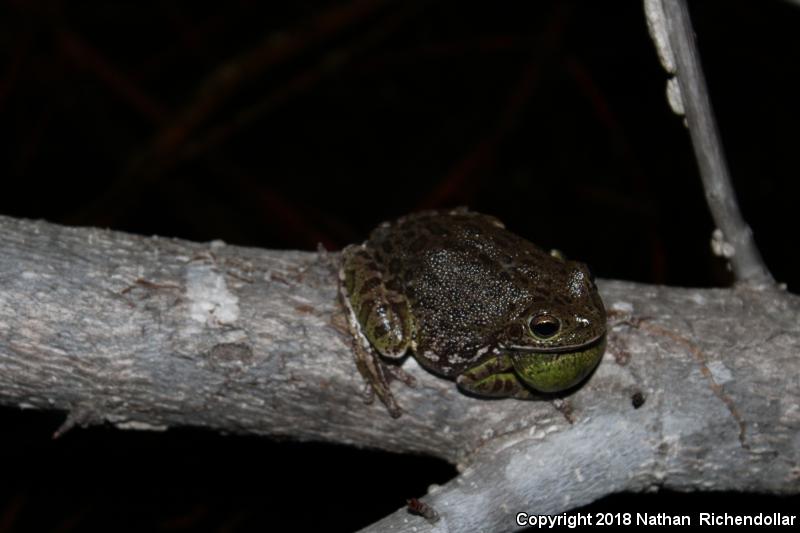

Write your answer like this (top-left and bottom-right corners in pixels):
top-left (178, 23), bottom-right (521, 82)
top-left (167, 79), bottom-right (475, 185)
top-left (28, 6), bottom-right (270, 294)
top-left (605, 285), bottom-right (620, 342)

top-left (502, 331), bottom-right (606, 354)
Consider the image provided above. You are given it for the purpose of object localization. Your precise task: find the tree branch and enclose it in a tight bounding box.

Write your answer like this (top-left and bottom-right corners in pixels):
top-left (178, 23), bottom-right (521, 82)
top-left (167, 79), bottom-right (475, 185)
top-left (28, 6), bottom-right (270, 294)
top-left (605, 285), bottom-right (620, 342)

top-left (644, 0), bottom-right (774, 287)
top-left (1, 215), bottom-right (798, 531)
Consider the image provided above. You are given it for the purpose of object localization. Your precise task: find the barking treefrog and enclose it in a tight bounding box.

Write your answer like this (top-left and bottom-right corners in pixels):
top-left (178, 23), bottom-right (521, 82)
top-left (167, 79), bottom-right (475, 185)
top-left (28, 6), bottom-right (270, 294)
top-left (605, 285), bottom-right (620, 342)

top-left (339, 209), bottom-right (606, 417)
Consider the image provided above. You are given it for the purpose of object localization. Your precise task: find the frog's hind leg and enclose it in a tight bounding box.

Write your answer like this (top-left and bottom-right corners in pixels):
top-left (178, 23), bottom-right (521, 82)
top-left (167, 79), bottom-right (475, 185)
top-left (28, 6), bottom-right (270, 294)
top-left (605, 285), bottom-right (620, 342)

top-left (340, 245), bottom-right (415, 417)
top-left (341, 245), bottom-right (413, 357)
top-left (457, 354), bottom-right (533, 399)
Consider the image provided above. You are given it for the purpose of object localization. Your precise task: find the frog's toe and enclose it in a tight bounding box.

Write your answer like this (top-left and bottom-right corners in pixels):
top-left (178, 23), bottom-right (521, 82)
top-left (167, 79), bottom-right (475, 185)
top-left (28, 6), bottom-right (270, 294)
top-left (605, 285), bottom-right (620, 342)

top-left (379, 388), bottom-right (403, 418)
top-left (360, 382), bottom-right (375, 404)
top-left (385, 363), bottom-right (417, 388)
top-left (457, 372), bottom-right (532, 399)
top-left (354, 347), bottom-right (404, 417)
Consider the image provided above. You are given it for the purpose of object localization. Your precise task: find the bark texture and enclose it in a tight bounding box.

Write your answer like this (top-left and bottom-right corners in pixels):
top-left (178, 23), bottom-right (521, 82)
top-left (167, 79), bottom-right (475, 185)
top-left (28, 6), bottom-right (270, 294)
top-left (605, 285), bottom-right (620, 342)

top-left (0, 216), bottom-right (798, 532)
top-left (644, 0), bottom-right (773, 286)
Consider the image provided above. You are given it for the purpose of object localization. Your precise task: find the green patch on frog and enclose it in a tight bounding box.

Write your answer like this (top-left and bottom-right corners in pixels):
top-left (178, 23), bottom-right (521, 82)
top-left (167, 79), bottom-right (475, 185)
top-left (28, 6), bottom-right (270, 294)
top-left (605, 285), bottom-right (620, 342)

top-left (339, 208), bottom-right (606, 417)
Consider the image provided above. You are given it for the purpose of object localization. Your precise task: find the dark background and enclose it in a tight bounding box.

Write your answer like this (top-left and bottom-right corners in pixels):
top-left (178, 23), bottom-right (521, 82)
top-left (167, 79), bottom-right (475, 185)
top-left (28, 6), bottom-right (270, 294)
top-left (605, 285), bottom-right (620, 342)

top-left (0, 0), bottom-right (798, 531)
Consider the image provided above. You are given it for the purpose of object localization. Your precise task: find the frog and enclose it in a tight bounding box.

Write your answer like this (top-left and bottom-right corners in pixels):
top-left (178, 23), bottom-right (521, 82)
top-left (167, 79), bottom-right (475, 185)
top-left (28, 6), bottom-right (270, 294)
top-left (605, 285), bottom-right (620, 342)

top-left (339, 208), bottom-right (606, 417)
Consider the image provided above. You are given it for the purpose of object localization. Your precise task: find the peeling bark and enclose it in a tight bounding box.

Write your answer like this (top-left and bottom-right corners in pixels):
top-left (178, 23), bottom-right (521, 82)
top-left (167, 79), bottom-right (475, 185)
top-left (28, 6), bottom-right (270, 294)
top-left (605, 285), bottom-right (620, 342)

top-left (0, 215), bottom-right (798, 532)
top-left (644, 0), bottom-right (774, 286)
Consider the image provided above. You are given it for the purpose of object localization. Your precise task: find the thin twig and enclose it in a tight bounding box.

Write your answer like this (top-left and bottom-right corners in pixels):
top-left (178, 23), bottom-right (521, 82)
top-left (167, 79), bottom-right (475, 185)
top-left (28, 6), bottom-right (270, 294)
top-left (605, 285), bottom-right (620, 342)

top-left (644, 0), bottom-right (774, 287)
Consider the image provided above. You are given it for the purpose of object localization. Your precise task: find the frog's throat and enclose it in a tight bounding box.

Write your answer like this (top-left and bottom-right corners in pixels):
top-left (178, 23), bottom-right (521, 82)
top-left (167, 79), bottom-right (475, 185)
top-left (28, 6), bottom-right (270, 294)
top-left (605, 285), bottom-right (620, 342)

top-left (508, 336), bottom-right (606, 393)
top-left (502, 331), bottom-right (606, 353)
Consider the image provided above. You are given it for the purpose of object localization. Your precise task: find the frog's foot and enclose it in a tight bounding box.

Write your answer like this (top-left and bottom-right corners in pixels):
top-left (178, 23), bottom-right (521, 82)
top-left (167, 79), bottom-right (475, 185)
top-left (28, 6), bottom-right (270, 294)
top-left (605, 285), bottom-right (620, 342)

top-left (385, 363), bottom-right (416, 387)
top-left (359, 381), bottom-right (375, 404)
top-left (350, 335), bottom-right (404, 418)
top-left (458, 372), bottom-right (533, 399)
top-left (456, 355), bottom-right (533, 399)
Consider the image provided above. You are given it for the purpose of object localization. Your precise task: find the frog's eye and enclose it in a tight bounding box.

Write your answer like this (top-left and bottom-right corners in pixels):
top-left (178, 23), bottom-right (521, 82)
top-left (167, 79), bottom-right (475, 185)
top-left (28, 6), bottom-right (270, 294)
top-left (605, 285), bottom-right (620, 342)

top-left (529, 314), bottom-right (560, 339)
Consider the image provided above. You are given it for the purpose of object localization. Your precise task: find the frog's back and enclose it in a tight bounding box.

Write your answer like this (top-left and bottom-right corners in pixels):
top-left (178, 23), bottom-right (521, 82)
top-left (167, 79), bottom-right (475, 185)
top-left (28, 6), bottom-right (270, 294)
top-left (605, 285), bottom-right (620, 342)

top-left (367, 210), bottom-right (563, 373)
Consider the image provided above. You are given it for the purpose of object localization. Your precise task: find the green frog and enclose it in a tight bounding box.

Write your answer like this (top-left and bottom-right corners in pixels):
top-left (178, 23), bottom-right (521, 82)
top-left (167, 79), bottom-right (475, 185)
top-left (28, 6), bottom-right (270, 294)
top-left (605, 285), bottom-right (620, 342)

top-left (339, 209), bottom-right (606, 417)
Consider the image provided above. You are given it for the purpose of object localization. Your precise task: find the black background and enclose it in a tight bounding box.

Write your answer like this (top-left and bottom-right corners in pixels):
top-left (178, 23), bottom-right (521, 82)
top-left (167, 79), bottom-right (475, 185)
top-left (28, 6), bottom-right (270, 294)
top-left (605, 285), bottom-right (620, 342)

top-left (0, 1), bottom-right (798, 531)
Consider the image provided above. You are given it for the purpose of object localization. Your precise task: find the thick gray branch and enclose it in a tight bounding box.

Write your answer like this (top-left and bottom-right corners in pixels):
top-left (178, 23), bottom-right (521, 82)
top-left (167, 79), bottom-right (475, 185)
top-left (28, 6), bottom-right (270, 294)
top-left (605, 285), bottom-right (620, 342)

top-left (1, 216), bottom-right (798, 532)
top-left (644, 0), bottom-right (774, 286)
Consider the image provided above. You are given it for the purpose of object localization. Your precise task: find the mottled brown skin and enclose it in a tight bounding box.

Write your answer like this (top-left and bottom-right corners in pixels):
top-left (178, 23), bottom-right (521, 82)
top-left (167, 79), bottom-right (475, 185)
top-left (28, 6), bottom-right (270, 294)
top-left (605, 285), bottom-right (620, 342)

top-left (340, 209), bottom-right (606, 417)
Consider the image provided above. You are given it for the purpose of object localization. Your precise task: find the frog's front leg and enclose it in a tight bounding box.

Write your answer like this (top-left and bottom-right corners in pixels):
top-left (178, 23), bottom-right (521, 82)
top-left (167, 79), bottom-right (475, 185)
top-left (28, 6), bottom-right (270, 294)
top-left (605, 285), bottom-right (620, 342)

top-left (456, 354), bottom-right (534, 399)
top-left (340, 245), bottom-right (415, 417)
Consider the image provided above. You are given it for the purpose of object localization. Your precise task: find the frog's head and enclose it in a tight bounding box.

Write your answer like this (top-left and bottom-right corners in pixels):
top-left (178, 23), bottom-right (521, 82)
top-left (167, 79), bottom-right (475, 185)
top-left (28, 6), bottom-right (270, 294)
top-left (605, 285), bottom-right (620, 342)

top-left (497, 260), bottom-right (606, 393)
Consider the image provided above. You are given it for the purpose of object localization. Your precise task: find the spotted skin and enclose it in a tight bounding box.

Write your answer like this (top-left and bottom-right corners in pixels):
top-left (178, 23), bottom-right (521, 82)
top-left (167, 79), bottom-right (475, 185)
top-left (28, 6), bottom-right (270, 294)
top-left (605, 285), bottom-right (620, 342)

top-left (341, 245), bottom-right (414, 357)
top-left (456, 354), bottom-right (531, 398)
top-left (340, 209), bottom-right (606, 416)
